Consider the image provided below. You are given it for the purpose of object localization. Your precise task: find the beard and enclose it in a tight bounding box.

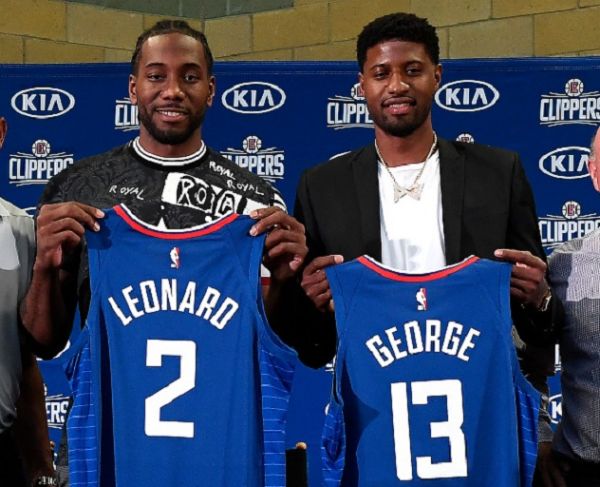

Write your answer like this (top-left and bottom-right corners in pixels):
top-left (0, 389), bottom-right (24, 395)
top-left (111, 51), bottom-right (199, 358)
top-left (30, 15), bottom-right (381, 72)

top-left (369, 101), bottom-right (432, 138)
top-left (137, 106), bottom-right (205, 146)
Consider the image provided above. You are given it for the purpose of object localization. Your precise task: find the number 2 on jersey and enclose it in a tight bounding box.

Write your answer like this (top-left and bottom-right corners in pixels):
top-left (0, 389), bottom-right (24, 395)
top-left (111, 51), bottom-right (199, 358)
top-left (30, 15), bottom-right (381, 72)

top-left (145, 339), bottom-right (196, 438)
top-left (391, 379), bottom-right (468, 480)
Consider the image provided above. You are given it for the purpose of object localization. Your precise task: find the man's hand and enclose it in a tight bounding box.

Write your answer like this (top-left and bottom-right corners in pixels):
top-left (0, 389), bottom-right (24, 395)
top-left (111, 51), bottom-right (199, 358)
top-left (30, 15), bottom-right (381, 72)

top-left (35, 202), bottom-right (103, 272)
top-left (535, 442), bottom-right (568, 487)
top-left (250, 207), bottom-right (307, 282)
top-left (301, 255), bottom-right (343, 312)
top-left (494, 248), bottom-right (549, 309)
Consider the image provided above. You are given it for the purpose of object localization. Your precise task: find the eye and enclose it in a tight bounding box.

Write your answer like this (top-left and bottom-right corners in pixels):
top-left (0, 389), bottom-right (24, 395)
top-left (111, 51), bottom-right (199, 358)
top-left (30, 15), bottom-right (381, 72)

top-left (183, 73), bottom-right (200, 82)
top-left (406, 66), bottom-right (423, 76)
top-left (146, 73), bottom-right (165, 81)
top-left (373, 70), bottom-right (388, 80)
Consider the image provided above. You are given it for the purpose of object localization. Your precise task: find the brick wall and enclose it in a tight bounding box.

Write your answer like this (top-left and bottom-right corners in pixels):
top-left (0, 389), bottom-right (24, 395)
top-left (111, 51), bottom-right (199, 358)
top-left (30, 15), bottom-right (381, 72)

top-left (2, 0), bottom-right (600, 63)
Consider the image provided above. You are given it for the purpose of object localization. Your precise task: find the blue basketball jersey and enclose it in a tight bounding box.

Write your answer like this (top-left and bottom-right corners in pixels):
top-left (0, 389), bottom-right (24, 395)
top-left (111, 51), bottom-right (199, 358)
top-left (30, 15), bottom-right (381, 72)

top-left (68, 205), bottom-right (296, 487)
top-left (322, 256), bottom-right (539, 487)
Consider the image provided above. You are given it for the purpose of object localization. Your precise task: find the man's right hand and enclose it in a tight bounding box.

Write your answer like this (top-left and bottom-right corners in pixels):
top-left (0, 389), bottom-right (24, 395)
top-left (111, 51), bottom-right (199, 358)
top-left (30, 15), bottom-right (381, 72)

top-left (35, 202), bottom-right (104, 271)
top-left (300, 255), bottom-right (343, 312)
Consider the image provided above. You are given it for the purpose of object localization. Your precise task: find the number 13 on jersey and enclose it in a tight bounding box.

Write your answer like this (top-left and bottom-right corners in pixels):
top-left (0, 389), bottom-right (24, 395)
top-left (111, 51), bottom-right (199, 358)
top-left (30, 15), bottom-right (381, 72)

top-left (391, 379), bottom-right (468, 481)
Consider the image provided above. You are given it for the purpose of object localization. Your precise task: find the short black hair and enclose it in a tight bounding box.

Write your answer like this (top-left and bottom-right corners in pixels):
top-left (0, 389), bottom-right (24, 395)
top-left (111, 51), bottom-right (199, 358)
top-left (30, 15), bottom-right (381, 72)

top-left (356, 13), bottom-right (439, 72)
top-left (131, 20), bottom-right (214, 75)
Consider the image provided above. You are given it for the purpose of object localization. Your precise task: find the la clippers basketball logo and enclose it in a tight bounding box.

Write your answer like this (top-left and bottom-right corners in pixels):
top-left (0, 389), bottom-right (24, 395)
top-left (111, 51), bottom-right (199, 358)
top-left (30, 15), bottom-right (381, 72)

top-left (45, 392), bottom-right (70, 430)
top-left (539, 78), bottom-right (600, 127)
top-left (539, 201), bottom-right (600, 251)
top-left (9, 139), bottom-right (75, 186)
top-left (416, 288), bottom-right (427, 311)
top-left (221, 135), bottom-right (285, 183)
top-left (456, 133), bottom-right (475, 143)
top-left (114, 97), bottom-right (139, 132)
top-left (326, 82), bottom-right (373, 129)
top-left (170, 247), bottom-right (180, 269)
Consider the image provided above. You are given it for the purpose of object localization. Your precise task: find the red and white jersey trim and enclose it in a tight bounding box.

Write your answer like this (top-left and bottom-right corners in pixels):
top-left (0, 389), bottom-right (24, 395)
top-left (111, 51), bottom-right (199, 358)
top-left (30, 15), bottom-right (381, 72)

top-left (114, 204), bottom-right (238, 240)
top-left (357, 254), bottom-right (479, 282)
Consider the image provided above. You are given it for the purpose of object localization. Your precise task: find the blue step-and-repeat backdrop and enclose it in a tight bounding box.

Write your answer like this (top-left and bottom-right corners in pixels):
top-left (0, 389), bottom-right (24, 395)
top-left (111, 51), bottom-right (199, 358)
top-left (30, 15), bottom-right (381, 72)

top-left (2, 58), bottom-right (599, 484)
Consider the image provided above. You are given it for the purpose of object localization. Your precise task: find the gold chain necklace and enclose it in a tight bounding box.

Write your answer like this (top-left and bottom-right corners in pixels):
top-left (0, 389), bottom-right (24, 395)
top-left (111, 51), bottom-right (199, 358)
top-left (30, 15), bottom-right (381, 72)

top-left (375, 132), bottom-right (438, 202)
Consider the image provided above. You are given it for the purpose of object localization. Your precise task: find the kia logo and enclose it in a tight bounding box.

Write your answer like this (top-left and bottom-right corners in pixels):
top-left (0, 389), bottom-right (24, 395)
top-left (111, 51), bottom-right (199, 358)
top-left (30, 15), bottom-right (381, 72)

top-left (549, 394), bottom-right (562, 424)
top-left (11, 87), bottom-right (75, 119)
top-left (539, 146), bottom-right (590, 179)
top-left (435, 79), bottom-right (499, 112)
top-left (221, 81), bottom-right (286, 114)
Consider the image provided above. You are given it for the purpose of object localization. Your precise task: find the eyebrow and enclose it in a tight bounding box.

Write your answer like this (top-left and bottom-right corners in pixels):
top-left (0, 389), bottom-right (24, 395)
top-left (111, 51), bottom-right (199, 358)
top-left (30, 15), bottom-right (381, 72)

top-left (143, 62), bottom-right (203, 69)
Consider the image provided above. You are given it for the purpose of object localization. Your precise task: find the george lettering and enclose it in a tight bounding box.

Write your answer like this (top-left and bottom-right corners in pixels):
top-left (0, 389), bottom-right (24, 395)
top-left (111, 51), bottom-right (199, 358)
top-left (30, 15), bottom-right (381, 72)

top-left (365, 319), bottom-right (481, 367)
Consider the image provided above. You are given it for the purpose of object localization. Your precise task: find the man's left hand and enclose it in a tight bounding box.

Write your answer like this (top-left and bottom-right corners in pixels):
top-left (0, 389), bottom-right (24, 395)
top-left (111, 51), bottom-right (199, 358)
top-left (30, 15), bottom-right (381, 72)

top-left (250, 207), bottom-right (307, 282)
top-left (494, 248), bottom-right (549, 309)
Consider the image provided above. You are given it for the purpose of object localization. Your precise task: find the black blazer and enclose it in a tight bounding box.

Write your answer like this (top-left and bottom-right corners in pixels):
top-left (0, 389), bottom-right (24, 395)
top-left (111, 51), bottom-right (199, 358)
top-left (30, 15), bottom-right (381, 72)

top-left (295, 138), bottom-right (545, 265)
top-left (290, 139), bottom-right (555, 373)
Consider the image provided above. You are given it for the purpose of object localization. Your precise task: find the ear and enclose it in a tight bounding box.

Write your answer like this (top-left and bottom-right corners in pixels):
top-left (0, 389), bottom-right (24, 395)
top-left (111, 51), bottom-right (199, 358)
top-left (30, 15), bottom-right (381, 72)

top-left (128, 74), bottom-right (138, 104)
top-left (358, 71), bottom-right (364, 92)
top-left (0, 118), bottom-right (6, 149)
top-left (206, 76), bottom-right (216, 107)
top-left (589, 158), bottom-right (600, 193)
top-left (434, 64), bottom-right (442, 89)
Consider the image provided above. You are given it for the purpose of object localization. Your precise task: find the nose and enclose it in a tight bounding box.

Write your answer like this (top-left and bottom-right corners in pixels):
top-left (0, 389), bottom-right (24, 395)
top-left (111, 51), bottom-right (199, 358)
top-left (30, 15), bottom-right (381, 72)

top-left (162, 76), bottom-right (184, 99)
top-left (387, 72), bottom-right (409, 93)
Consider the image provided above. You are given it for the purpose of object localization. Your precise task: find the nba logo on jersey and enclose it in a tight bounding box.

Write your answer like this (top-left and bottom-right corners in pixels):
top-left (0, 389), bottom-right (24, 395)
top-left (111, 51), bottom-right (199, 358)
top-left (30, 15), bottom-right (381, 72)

top-left (416, 287), bottom-right (427, 310)
top-left (170, 246), bottom-right (180, 268)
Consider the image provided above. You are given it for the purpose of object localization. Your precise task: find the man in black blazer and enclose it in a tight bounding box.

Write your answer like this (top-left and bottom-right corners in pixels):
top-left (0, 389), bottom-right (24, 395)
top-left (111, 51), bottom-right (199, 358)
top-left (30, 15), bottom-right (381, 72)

top-left (293, 13), bottom-right (556, 367)
top-left (288, 13), bottom-right (560, 481)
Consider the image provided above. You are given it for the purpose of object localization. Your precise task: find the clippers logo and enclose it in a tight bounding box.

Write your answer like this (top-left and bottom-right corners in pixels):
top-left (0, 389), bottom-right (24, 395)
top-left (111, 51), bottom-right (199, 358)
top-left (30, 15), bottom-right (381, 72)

top-left (540, 78), bottom-right (600, 127)
top-left (539, 146), bottom-right (590, 179)
top-left (539, 201), bottom-right (600, 251)
top-left (221, 136), bottom-right (285, 183)
top-left (221, 81), bottom-right (286, 114)
top-left (416, 288), bottom-right (427, 311)
top-left (114, 97), bottom-right (139, 132)
top-left (9, 139), bottom-right (74, 186)
top-left (456, 133), bottom-right (475, 143)
top-left (435, 80), bottom-right (500, 112)
top-left (11, 87), bottom-right (75, 119)
top-left (170, 247), bottom-right (180, 269)
top-left (565, 78), bottom-right (584, 96)
top-left (549, 394), bottom-right (562, 425)
top-left (45, 393), bottom-right (70, 430)
top-left (326, 82), bottom-right (373, 129)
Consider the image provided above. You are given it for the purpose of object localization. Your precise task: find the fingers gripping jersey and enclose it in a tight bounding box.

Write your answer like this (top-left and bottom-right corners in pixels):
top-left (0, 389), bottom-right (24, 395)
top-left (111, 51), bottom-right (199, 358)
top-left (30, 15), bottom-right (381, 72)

top-left (69, 205), bottom-right (296, 487)
top-left (322, 257), bottom-right (540, 487)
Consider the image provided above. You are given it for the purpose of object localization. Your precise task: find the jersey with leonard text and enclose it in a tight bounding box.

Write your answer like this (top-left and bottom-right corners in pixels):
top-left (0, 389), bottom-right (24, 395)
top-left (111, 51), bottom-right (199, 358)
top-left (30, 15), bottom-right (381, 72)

top-left (67, 204), bottom-right (296, 487)
top-left (39, 138), bottom-right (285, 321)
top-left (322, 256), bottom-right (539, 486)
